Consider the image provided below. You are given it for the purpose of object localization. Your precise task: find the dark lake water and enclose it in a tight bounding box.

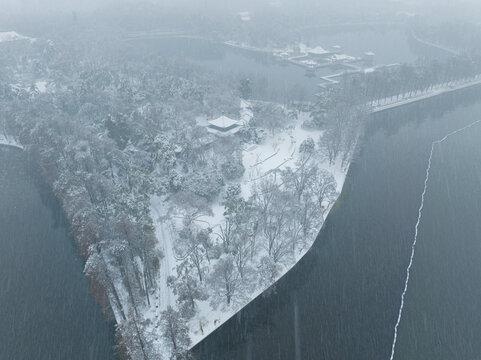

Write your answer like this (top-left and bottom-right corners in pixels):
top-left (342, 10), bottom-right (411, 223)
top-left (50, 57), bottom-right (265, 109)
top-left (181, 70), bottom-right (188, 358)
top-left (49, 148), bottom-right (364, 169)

top-left (0, 148), bottom-right (116, 360)
top-left (193, 86), bottom-right (481, 359)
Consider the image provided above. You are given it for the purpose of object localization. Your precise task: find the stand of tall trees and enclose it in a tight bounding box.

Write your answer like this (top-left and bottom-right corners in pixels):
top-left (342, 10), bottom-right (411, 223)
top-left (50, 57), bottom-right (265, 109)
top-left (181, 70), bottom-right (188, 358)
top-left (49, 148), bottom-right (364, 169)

top-left (0, 32), bottom-right (240, 359)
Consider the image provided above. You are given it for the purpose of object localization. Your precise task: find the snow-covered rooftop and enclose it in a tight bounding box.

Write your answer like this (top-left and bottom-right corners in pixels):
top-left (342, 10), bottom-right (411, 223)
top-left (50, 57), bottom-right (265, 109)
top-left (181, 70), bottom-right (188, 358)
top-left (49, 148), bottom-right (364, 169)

top-left (308, 46), bottom-right (329, 55)
top-left (300, 59), bottom-right (317, 66)
top-left (238, 11), bottom-right (251, 21)
top-left (207, 126), bottom-right (242, 136)
top-left (396, 11), bottom-right (417, 17)
top-left (208, 115), bottom-right (239, 129)
top-left (329, 54), bottom-right (356, 62)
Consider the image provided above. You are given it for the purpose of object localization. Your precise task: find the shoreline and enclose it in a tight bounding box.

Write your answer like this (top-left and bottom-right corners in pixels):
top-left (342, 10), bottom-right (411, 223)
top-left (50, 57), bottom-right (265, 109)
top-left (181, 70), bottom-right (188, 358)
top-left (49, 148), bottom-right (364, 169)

top-left (371, 75), bottom-right (481, 113)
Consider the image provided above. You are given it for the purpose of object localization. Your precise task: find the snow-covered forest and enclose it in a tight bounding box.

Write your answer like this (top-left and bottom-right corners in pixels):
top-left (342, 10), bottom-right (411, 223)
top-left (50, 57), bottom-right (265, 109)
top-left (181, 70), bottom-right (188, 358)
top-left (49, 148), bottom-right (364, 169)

top-left (0, 29), bottom-right (342, 358)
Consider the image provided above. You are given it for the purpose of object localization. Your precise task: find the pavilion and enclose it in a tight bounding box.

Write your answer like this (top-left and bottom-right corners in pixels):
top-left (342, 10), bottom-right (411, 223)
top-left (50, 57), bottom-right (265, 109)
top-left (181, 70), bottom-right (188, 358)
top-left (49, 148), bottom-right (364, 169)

top-left (207, 115), bottom-right (241, 135)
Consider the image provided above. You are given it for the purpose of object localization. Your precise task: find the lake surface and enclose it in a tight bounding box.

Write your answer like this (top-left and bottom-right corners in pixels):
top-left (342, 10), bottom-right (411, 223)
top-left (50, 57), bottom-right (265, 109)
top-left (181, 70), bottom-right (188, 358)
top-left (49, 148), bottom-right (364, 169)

top-left (302, 25), bottom-right (418, 65)
top-left (127, 25), bottom-right (446, 103)
top-left (0, 148), bottom-right (116, 360)
top-left (193, 86), bottom-right (481, 359)
top-left (301, 24), bottom-right (453, 65)
top-left (393, 104), bottom-right (481, 359)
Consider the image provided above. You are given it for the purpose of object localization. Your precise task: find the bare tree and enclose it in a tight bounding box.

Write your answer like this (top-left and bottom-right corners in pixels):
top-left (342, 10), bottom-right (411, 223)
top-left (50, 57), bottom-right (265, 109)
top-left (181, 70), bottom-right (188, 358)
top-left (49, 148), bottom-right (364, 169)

top-left (313, 169), bottom-right (338, 210)
top-left (160, 306), bottom-right (191, 360)
top-left (175, 220), bottom-right (212, 283)
top-left (167, 266), bottom-right (208, 319)
top-left (208, 255), bottom-right (243, 309)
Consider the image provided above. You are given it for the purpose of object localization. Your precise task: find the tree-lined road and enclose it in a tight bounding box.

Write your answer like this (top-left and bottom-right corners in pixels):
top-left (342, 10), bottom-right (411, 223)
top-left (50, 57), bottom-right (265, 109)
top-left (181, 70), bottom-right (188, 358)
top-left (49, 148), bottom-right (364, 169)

top-left (371, 75), bottom-right (481, 113)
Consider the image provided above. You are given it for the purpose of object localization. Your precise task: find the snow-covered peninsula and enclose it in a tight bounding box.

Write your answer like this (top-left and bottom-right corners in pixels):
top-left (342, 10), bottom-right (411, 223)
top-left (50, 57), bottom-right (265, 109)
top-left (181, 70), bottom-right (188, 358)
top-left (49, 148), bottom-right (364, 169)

top-left (138, 101), bottom-right (348, 350)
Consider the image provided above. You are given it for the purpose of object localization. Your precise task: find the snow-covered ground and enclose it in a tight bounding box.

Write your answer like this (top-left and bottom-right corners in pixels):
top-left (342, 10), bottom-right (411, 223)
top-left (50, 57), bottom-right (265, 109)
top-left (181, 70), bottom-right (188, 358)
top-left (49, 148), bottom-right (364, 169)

top-left (8, 80), bottom-right (51, 96)
top-left (0, 135), bottom-right (23, 149)
top-left (187, 106), bottom-right (345, 345)
top-left (239, 113), bottom-right (344, 199)
top-left (150, 197), bottom-right (177, 311)
top-left (0, 31), bottom-right (32, 43)
top-left (143, 100), bottom-right (348, 352)
top-left (35, 80), bottom-right (48, 93)
top-left (144, 198), bottom-right (177, 356)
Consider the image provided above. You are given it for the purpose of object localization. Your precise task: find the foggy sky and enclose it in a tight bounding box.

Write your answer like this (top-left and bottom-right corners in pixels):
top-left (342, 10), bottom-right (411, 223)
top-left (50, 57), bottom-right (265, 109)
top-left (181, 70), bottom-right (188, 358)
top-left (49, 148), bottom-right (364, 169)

top-left (1, 0), bottom-right (480, 14)
top-left (1, 0), bottom-right (480, 28)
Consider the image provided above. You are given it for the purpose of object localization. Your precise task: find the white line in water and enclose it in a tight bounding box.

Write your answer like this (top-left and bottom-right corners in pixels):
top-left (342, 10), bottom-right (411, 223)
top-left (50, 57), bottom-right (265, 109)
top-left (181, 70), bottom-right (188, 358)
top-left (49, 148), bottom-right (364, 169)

top-left (389, 119), bottom-right (481, 360)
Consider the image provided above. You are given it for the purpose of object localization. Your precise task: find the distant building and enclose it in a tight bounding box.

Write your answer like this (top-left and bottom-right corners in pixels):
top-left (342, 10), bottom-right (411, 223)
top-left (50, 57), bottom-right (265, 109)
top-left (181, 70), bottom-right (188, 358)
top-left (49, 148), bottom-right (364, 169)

top-left (328, 53), bottom-right (357, 62)
top-left (238, 11), bottom-right (251, 21)
top-left (207, 115), bottom-right (242, 136)
top-left (363, 51), bottom-right (375, 64)
top-left (307, 46), bottom-right (332, 60)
